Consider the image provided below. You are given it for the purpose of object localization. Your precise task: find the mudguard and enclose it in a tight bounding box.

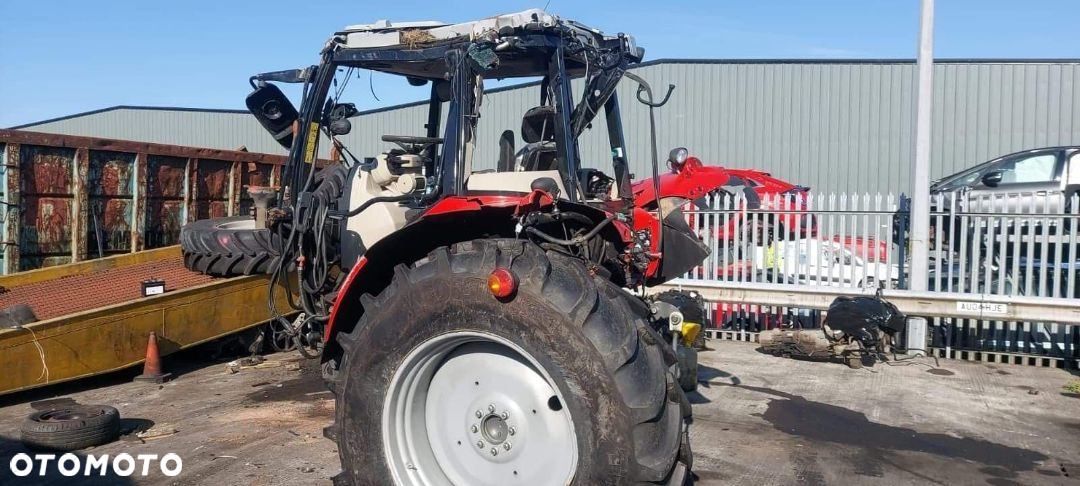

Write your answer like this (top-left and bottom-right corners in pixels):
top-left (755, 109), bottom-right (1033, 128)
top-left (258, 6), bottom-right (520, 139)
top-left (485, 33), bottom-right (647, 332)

top-left (646, 205), bottom-right (709, 285)
top-left (323, 193), bottom-right (626, 347)
top-left (323, 195), bottom-right (522, 346)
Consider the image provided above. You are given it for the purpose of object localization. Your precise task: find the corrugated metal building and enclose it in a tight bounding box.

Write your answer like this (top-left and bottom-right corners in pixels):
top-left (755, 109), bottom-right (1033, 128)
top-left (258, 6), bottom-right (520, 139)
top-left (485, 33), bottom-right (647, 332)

top-left (14, 59), bottom-right (1080, 195)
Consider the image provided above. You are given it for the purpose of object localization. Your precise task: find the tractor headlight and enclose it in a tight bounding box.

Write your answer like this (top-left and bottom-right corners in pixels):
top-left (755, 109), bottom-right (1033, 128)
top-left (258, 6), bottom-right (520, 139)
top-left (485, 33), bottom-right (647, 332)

top-left (668, 147), bottom-right (689, 167)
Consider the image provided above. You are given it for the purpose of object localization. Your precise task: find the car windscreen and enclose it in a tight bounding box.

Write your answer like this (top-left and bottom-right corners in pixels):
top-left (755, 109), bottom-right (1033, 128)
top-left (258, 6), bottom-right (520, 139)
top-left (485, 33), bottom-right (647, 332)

top-left (934, 159), bottom-right (996, 191)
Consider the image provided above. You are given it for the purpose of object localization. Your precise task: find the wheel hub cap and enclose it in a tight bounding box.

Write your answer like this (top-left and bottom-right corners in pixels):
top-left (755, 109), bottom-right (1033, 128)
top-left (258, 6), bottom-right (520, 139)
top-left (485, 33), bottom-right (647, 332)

top-left (480, 414), bottom-right (509, 444)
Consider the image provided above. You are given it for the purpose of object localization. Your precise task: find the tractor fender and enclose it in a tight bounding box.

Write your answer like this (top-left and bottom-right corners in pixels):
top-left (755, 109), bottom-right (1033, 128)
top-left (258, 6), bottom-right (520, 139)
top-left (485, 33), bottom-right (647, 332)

top-left (322, 194), bottom-right (623, 354)
top-left (323, 196), bottom-right (519, 351)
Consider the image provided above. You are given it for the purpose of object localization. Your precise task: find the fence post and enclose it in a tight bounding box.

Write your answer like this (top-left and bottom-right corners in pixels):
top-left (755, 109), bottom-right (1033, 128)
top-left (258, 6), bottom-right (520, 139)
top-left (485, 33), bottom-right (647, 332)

top-left (905, 0), bottom-right (936, 356)
top-left (896, 194), bottom-right (910, 290)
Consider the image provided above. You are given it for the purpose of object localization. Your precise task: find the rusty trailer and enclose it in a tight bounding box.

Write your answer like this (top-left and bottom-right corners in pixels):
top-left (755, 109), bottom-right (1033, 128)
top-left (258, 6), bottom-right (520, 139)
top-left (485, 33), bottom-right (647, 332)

top-left (0, 246), bottom-right (291, 396)
top-left (0, 129), bottom-right (288, 273)
top-left (0, 130), bottom-right (300, 396)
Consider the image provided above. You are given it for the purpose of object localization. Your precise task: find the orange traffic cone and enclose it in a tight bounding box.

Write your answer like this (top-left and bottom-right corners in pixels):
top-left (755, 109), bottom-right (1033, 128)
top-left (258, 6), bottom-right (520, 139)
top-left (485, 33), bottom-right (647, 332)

top-left (134, 331), bottom-right (172, 383)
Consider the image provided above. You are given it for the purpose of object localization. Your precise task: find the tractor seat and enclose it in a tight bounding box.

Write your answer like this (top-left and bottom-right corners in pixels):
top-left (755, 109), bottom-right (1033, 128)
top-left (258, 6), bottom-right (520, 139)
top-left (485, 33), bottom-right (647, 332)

top-left (518, 106), bottom-right (558, 172)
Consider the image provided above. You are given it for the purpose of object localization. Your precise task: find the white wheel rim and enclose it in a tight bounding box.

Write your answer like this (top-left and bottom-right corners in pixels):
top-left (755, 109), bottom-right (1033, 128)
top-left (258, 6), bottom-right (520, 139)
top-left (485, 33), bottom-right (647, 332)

top-left (382, 331), bottom-right (577, 486)
top-left (218, 219), bottom-right (257, 230)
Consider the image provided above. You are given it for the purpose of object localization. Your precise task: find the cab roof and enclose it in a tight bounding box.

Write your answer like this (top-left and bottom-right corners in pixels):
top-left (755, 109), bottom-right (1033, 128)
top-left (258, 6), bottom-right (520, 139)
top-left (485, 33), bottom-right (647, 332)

top-left (331, 9), bottom-right (642, 80)
top-left (340, 9), bottom-right (560, 49)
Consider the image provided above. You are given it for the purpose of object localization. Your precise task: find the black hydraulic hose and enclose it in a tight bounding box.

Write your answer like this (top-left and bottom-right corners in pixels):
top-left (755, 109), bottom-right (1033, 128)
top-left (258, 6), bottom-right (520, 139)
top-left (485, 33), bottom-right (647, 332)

top-left (649, 120), bottom-right (664, 252)
top-left (525, 215), bottom-right (616, 246)
top-left (527, 211), bottom-right (594, 228)
top-left (340, 193), bottom-right (413, 218)
top-left (623, 71), bottom-right (675, 254)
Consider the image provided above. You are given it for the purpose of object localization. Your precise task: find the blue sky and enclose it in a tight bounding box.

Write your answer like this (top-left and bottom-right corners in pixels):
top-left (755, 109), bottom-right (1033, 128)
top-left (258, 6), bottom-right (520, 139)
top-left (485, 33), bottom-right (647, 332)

top-left (1, 0), bottom-right (1077, 127)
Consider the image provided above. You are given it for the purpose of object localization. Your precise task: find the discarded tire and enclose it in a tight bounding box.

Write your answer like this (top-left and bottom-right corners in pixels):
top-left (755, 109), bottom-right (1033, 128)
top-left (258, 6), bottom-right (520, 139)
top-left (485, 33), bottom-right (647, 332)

top-left (181, 165), bottom-right (348, 277)
top-left (21, 405), bottom-right (121, 451)
top-left (326, 239), bottom-right (692, 485)
top-left (180, 215), bottom-right (283, 276)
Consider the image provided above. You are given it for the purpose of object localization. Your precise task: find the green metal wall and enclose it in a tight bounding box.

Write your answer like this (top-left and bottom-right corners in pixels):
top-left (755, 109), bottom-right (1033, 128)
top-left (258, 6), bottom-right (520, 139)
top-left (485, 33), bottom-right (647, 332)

top-left (16, 59), bottom-right (1080, 195)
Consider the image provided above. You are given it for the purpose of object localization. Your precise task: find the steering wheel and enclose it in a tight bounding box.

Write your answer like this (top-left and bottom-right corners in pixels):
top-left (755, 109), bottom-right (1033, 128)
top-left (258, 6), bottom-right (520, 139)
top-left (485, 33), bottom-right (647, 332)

top-left (381, 135), bottom-right (444, 154)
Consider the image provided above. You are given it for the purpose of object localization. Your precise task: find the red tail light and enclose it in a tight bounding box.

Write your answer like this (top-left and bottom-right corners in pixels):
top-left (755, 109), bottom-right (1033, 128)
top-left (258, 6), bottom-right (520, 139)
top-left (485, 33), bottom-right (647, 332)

top-left (487, 268), bottom-right (517, 299)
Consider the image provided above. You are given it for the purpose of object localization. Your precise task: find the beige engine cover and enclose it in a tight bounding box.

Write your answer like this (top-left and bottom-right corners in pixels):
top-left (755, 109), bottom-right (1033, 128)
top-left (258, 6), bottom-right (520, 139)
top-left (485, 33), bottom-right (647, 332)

top-left (344, 155), bottom-right (414, 248)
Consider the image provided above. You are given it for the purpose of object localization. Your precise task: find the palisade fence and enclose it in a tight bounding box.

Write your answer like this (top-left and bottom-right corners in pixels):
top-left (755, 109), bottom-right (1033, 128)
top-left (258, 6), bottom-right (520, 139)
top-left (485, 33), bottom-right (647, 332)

top-left (679, 190), bottom-right (1080, 365)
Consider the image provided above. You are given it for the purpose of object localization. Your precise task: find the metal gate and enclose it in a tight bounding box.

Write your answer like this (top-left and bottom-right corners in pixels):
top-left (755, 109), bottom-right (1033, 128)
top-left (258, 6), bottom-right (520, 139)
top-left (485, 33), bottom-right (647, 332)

top-left (673, 190), bottom-right (1080, 366)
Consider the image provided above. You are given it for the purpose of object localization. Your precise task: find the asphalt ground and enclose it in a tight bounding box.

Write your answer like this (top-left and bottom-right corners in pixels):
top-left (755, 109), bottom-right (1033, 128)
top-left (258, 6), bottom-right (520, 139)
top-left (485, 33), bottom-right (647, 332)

top-left (1, 339), bottom-right (1077, 485)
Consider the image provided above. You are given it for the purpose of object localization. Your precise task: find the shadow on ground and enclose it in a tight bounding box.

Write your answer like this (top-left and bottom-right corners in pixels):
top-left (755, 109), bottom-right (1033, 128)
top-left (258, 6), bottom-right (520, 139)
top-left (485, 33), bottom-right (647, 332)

top-left (687, 364), bottom-right (741, 404)
top-left (727, 383), bottom-right (1055, 484)
top-left (242, 357), bottom-right (326, 404)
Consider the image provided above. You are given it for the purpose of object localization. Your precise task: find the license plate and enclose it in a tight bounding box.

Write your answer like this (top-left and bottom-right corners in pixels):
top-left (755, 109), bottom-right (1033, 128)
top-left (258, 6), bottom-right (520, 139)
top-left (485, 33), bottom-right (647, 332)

top-left (956, 301), bottom-right (1007, 315)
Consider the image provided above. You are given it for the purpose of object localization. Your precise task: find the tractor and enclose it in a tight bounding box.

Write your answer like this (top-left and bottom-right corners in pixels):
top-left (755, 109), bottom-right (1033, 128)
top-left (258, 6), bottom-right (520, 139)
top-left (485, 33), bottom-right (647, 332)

top-left (181, 10), bottom-right (733, 485)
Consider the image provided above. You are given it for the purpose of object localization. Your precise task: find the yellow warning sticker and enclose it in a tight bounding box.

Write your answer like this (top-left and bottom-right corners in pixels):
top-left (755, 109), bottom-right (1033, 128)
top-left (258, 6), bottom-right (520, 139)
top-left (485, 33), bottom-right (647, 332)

top-left (303, 122), bottom-right (319, 164)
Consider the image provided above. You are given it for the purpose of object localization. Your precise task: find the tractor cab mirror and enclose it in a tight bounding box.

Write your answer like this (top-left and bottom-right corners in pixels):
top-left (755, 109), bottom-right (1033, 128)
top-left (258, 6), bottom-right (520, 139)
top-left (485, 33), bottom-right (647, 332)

top-left (328, 103), bottom-right (360, 136)
top-left (434, 80), bottom-right (452, 102)
top-left (246, 83), bottom-right (299, 148)
top-left (981, 170), bottom-right (1004, 187)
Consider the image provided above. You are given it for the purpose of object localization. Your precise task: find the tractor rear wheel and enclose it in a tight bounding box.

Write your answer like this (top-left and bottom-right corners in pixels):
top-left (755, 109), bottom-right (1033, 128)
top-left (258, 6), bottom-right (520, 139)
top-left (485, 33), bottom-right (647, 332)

top-left (327, 239), bottom-right (692, 485)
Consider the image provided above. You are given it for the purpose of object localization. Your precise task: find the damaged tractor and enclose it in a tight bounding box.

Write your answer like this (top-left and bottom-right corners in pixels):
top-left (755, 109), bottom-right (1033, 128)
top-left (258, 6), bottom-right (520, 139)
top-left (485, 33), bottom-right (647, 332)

top-left (180, 10), bottom-right (737, 485)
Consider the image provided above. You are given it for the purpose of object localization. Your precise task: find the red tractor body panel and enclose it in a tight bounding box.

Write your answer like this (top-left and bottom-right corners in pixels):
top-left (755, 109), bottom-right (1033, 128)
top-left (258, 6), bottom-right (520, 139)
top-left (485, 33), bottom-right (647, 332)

top-left (324, 192), bottom-right (643, 342)
top-left (631, 157), bottom-right (730, 208)
top-left (725, 168), bottom-right (816, 238)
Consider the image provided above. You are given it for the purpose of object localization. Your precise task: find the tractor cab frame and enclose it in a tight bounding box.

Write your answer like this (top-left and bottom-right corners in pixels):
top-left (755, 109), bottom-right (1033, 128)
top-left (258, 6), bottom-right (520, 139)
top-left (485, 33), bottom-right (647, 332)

top-left (254, 9), bottom-right (642, 209)
top-left (244, 10), bottom-right (708, 333)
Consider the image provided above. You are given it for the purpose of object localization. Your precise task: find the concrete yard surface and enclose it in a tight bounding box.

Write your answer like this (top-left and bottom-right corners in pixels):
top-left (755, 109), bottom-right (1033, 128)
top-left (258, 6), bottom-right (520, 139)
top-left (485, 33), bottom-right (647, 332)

top-left (688, 341), bottom-right (1080, 485)
top-left (0, 340), bottom-right (1077, 485)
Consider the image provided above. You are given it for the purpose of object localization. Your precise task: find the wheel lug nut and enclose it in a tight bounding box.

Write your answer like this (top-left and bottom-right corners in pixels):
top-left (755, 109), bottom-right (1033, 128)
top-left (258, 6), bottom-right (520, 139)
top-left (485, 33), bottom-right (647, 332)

top-left (471, 424), bottom-right (479, 433)
top-left (500, 411), bottom-right (509, 420)
top-left (488, 404), bottom-right (496, 413)
top-left (475, 410), bottom-right (483, 418)
top-left (503, 442), bottom-right (512, 451)
top-left (508, 427), bottom-right (516, 436)
top-left (477, 441), bottom-right (484, 448)
top-left (490, 448), bottom-right (498, 456)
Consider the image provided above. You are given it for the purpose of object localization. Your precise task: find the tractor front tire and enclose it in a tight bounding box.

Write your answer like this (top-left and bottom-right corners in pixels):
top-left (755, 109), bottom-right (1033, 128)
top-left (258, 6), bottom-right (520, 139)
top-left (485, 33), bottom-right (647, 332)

top-left (327, 239), bottom-right (692, 485)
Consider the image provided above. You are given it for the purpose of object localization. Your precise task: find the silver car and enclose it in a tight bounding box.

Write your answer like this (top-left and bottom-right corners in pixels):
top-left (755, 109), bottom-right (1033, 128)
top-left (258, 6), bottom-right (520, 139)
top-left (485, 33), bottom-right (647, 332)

top-left (931, 146), bottom-right (1080, 214)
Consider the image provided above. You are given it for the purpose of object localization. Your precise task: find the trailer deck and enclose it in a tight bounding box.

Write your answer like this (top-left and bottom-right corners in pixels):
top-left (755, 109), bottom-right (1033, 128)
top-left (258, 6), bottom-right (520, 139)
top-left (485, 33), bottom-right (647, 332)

top-left (0, 246), bottom-right (288, 395)
top-left (0, 256), bottom-right (215, 321)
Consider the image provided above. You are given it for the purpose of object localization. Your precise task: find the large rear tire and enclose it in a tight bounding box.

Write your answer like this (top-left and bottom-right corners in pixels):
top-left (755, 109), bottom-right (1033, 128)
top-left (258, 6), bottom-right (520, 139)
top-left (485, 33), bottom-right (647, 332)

top-left (326, 239), bottom-right (692, 485)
